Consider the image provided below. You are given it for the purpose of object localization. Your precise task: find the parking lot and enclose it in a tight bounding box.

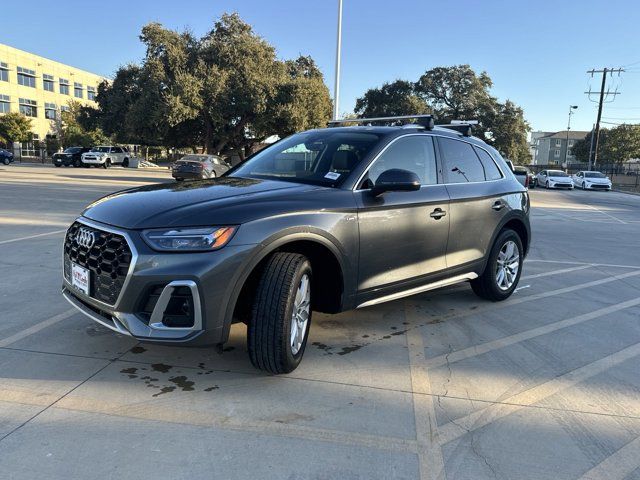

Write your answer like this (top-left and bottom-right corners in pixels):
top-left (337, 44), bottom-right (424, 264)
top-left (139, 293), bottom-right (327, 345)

top-left (1, 164), bottom-right (639, 480)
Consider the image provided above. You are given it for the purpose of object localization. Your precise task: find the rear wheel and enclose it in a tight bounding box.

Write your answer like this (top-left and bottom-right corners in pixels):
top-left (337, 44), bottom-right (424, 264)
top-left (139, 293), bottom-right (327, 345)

top-left (54, 163), bottom-right (61, 167)
top-left (247, 252), bottom-right (312, 374)
top-left (2, 158), bottom-right (10, 165)
top-left (471, 229), bottom-right (523, 302)
top-left (103, 159), bottom-right (111, 169)
top-left (123, 158), bottom-right (129, 168)
top-left (73, 159), bottom-right (81, 168)
top-left (545, 180), bottom-right (550, 189)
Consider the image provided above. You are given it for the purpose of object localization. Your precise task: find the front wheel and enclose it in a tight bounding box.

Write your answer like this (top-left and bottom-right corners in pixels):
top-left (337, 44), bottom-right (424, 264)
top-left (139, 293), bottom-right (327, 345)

top-left (247, 252), bottom-right (312, 374)
top-left (471, 229), bottom-right (523, 302)
top-left (122, 158), bottom-right (129, 168)
top-left (103, 159), bottom-right (111, 169)
top-left (582, 182), bottom-right (586, 190)
top-left (73, 159), bottom-right (81, 168)
top-left (545, 181), bottom-right (550, 189)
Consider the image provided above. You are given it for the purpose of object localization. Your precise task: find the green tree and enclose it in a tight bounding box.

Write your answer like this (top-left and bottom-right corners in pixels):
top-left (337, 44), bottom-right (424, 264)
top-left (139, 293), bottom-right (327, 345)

top-left (354, 65), bottom-right (531, 163)
top-left (600, 124), bottom-right (640, 163)
top-left (571, 131), bottom-right (594, 163)
top-left (51, 101), bottom-right (109, 148)
top-left (354, 80), bottom-right (428, 117)
top-left (0, 112), bottom-right (33, 146)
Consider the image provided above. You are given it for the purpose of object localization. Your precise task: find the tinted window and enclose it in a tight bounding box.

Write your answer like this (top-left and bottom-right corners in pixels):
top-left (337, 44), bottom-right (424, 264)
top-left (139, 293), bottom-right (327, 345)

top-left (473, 146), bottom-right (502, 180)
top-left (439, 138), bottom-right (485, 183)
top-left (366, 136), bottom-right (437, 186)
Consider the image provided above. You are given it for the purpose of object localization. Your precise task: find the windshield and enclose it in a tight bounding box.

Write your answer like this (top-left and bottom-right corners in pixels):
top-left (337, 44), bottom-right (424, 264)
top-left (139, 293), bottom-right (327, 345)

top-left (513, 166), bottom-right (529, 174)
top-left (585, 172), bottom-right (606, 178)
top-left (179, 155), bottom-right (209, 163)
top-left (64, 147), bottom-right (82, 154)
top-left (229, 131), bottom-right (382, 186)
top-left (90, 146), bottom-right (110, 153)
top-left (548, 170), bottom-right (568, 177)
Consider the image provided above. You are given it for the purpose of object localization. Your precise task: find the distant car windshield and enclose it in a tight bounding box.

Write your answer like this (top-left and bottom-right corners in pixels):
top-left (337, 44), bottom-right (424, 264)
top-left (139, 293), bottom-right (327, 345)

top-left (548, 170), bottom-right (568, 177)
top-left (90, 147), bottom-right (110, 153)
top-left (513, 166), bottom-right (529, 174)
top-left (180, 155), bottom-right (210, 163)
top-left (229, 131), bottom-right (382, 186)
top-left (64, 147), bottom-right (82, 154)
top-left (585, 172), bottom-right (606, 178)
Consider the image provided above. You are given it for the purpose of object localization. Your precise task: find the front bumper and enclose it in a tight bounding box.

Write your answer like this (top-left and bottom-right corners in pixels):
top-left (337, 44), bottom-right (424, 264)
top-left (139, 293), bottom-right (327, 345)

top-left (549, 181), bottom-right (573, 189)
top-left (585, 183), bottom-right (611, 190)
top-left (62, 218), bottom-right (256, 345)
top-left (82, 157), bottom-right (106, 165)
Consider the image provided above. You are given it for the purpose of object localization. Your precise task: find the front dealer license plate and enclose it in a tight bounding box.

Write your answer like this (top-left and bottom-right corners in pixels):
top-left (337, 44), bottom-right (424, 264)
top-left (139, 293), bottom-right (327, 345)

top-left (71, 262), bottom-right (90, 295)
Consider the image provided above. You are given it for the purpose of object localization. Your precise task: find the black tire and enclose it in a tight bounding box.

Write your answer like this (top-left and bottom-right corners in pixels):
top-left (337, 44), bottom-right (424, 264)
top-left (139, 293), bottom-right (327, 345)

top-left (582, 182), bottom-right (586, 190)
top-left (54, 163), bottom-right (61, 167)
top-left (247, 252), bottom-right (312, 374)
top-left (2, 158), bottom-right (9, 165)
top-left (123, 158), bottom-right (129, 168)
top-left (175, 178), bottom-right (184, 182)
top-left (545, 181), bottom-right (550, 189)
top-left (103, 159), bottom-right (111, 169)
top-left (73, 159), bottom-right (81, 168)
top-left (471, 229), bottom-right (523, 302)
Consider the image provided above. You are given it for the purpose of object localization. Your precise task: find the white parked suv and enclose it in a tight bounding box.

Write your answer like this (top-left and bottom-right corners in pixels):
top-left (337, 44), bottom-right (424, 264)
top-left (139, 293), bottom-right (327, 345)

top-left (81, 146), bottom-right (130, 168)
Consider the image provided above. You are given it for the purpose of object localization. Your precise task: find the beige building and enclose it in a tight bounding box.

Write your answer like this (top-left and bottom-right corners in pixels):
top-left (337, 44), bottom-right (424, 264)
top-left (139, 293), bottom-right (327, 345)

top-left (0, 43), bottom-right (106, 155)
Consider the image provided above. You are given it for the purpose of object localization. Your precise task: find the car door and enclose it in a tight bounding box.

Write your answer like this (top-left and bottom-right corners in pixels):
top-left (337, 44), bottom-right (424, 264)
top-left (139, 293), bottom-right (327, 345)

top-left (437, 137), bottom-right (508, 268)
top-left (354, 134), bottom-right (450, 295)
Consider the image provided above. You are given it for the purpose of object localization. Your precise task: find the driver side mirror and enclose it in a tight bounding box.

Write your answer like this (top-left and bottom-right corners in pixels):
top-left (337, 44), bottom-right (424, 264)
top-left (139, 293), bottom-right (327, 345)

top-left (371, 168), bottom-right (421, 197)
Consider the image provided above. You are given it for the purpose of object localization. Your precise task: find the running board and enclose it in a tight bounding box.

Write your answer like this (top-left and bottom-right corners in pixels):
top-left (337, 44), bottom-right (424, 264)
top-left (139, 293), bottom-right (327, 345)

top-left (356, 273), bottom-right (478, 309)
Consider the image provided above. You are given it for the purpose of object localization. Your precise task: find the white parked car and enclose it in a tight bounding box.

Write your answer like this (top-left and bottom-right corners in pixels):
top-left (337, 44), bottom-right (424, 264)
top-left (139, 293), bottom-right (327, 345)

top-left (536, 169), bottom-right (574, 189)
top-left (572, 171), bottom-right (612, 191)
top-left (81, 146), bottom-right (130, 168)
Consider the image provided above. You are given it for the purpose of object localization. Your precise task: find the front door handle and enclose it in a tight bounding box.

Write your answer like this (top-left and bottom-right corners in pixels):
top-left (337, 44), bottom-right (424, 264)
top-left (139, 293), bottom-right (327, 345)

top-left (430, 208), bottom-right (447, 219)
top-left (492, 201), bottom-right (505, 211)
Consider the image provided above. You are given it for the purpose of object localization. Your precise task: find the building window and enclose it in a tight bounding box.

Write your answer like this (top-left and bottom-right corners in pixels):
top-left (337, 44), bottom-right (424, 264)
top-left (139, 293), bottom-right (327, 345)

top-left (17, 67), bottom-right (36, 88)
top-left (567, 149), bottom-right (572, 156)
top-left (60, 105), bottom-right (70, 113)
top-left (87, 86), bottom-right (96, 101)
top-left (45, 102), bottom-right (57, 120)
top-left (74, 82), bottom-right (83, 98)
top-left (555, 139), bottom-right (562, 147)
top-left (0, 94), bottom-right (10, 113)
top-left (554, 149), bottom-right (560, 158)
top-left (43, 74), bottom-right (55, 91)
top-left (21, 134), bottom-right (39, 157)
top-left (568, 140), bottom-right (574, 147)
top-left (59, 78), bottom-right (70, 95)
top-left (19, 98), bottom-right (37, 117)
top-left (0, 62), bottom-right (8, 82)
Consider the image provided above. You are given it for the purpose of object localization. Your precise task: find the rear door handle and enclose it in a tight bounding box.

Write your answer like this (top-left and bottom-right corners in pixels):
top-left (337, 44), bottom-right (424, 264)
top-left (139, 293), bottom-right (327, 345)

top-left (430, 208), bottom-right (447, 219)
top-left (492, 200), bottom-right (505, 211)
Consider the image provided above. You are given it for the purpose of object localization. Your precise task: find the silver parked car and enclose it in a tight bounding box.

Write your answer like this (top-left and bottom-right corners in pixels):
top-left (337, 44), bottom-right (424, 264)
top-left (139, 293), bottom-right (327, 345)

top-left (572, 171), bottom-right (612, 191)
top-left (172, 154), bottom-right (230, 181)
top-left (536, 169), bottom-right (574, 189)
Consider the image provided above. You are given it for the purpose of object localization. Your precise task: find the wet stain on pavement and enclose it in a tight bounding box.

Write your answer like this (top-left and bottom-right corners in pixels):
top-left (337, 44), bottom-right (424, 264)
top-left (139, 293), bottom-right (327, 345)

top-left (120, 367), bottom-right (138, 378)
top-left (130, 346), bottom-right (147, 354)
top-left (204, 385), bottom-right (220, 392)
top-left (152, 386), bottom-right (176, 397)
top-left (151, 363), bottom-right (172, 373)
top-left (168, 375), bottom-right (195, 392)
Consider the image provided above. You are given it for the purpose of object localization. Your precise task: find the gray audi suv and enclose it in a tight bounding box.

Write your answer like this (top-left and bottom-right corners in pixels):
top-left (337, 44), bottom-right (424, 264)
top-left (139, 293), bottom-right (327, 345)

top-left (62, 115), bottom-right (530, 373)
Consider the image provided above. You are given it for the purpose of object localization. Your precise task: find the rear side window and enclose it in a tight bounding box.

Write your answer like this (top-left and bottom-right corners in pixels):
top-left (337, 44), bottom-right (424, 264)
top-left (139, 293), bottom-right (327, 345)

top-left (473, 146), bottom-right (503, 180)
top-left (438, 138), bottom-right (485, 183)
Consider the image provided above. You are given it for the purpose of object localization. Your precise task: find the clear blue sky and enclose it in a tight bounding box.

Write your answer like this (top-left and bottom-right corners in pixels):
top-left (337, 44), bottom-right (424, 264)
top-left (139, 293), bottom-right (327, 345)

top-left (3, 0), bottom-right (640, 133)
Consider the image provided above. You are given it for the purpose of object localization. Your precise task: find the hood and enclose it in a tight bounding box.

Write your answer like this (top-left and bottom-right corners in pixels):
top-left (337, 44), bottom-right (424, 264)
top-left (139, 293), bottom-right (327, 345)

top-left (549, 176), bottom-right (570, 181)
top-left (584, 177), bottom-right (610, 183)
top-left (82, 177), bottom-right (318, 229)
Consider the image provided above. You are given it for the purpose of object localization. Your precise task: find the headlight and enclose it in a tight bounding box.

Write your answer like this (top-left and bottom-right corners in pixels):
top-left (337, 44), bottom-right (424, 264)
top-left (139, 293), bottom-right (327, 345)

top-left (142, 226), bottom-right (237, 252)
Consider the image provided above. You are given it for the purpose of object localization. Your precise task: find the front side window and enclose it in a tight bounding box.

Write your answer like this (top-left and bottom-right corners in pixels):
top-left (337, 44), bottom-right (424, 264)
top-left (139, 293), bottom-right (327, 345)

top-left (43, 74), bottom-right (54, 91)
top-left (17, 67), bottom-right (36, 87)
top-left (0, 94), bottom-right (10, 113)
top-left (365, 135), bottom-right (437, 186)
top-left (59, 78), bottom-right (70, 95)
top-left (45, 102), bottom-right (57, 120)
top-left (19, 98), bottom-right (37, 117)
top-left (439, 137), bottom-right (485, 183)
top-left (0, 62), bottom-right (8, 82)
top-left (74, 82), bottom-right (83, 98)
top-left (473, 146), bottom-right (503, 180)
top-left (230, 131), bottom-right (382, 187)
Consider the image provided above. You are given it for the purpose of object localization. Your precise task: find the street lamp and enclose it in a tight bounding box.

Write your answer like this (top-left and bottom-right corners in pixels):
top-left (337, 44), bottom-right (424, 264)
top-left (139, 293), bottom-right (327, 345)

top-left (564, 105), bottom-right (578, 169)
top-left (333, 0), bottom-right (343, 120)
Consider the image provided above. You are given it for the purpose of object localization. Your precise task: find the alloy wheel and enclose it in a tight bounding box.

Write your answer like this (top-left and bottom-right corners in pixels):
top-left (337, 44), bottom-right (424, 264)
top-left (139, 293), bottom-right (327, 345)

top-left (495, 240), bottom-right (520, 291)
top-left (290, 273), bottom-right (311, 355)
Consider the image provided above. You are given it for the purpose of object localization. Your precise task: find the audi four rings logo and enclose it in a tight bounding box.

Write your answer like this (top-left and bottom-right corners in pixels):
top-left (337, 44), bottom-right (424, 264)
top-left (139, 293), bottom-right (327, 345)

top-left (76, 228), bottom-right (96, 249)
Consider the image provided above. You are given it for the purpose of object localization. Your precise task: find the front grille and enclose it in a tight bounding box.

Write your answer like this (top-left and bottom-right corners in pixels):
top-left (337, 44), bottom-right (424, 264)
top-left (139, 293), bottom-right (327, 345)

top-left (64, 222), bottom-right (133, 305)
top-left (555, 183), bottom-right (572, 187)
top-left (590, 184), bottom-right (609, 189)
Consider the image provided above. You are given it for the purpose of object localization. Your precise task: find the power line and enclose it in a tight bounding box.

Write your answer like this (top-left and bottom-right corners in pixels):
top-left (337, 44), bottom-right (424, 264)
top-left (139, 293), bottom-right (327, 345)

top-left (584, 67), bottom-right (624, 168)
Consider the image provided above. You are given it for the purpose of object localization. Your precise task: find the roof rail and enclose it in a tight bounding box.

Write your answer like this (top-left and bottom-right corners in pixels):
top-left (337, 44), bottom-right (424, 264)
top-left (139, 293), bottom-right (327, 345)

top-left (436, 120), bottom-right (478, 137)
top-left (327, 114), bottom-right (435, 130)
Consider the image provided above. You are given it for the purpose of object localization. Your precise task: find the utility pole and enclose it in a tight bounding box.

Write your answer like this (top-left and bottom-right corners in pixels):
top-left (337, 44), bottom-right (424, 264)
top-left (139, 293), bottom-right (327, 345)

top-left (564, 105), bottom-right (578, 169)
top-left (332, 0), bottom-right (343, 120)
top-left (584, 67), bottom-right (623, 167)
